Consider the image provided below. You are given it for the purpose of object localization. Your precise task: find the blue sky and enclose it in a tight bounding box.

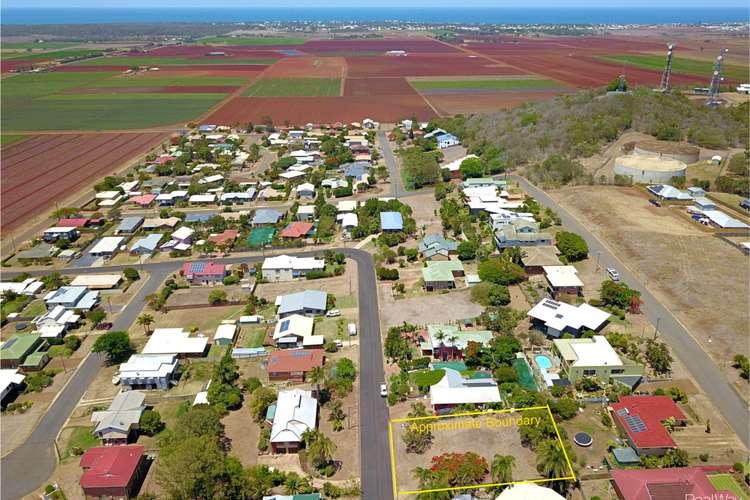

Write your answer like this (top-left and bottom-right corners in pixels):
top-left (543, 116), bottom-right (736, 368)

top-left (4, 0), bottom-right (749, 7)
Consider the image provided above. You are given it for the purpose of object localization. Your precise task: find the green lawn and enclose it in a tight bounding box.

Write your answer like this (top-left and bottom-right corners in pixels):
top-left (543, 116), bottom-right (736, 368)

top-left (1, 295), bottom-right (29, 321)
top-left (598, 54), bottom-right (749, 82)
top-left (410, 78), bottom-right (562, 91)
top-left (3, 92), bottom-right (227, 131)
top-left (241, 326), bottom-right (267, 348)
top-left (314, 317), bottom-right (346, 341)
top-left (335, 294), bottom-right (357, 309)
top-left (2, 48), bottom-right (103, 61)
top-left (243, 78), bottom-right (341, 97)
top-left (410, 369), bottom-right (446, 388)
top-left (21, 299), bottom-right (47, 318)
top-left (48, 345), bottom-right (74, 358)
top-left (200, 36), bottom-right (306, 46)
top-left (1, 134), bottom-right (27, 146)
top-left (80, 56), bottom-right (276, 66)
top-left (708, 474), bottom-right (748, 500)
top-left (61, 426), bottom-right (99, 461)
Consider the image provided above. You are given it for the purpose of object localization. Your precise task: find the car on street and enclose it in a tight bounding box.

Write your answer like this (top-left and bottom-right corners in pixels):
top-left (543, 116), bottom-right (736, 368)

top-left (326, 309), bottom-right (341, 317)
top-left (607, 268), bottom-right (620, 281)
top-left (348, 323), bottom-right (357, 336)
top-left (380, 383), bottom-right (388, 397)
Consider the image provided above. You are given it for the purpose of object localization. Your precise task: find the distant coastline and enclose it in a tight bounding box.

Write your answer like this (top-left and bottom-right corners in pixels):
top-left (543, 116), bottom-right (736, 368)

top-left (2, 7), bottom-right (749, 25)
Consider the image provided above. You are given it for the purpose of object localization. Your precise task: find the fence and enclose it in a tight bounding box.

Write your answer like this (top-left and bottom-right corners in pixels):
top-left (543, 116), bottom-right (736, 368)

top-left (161, 300), bottom-right (245, 312)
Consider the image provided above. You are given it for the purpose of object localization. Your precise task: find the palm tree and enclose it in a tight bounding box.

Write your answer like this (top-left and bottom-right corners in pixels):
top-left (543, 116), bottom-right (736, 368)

top-left (308, 366), bottom-right (325, 403)
top-left (537, 440), bottom-right (570, 493)
top-left (490, 454), bottom-right (516, 493)
top-left (434, 330), bottom-right (446, 361)
top-left (144, 293), bottom-right (159, 310)
top-left (447, 335), bottom-right (459, 360)
top-left (137, 313), bottom-right (155, 335)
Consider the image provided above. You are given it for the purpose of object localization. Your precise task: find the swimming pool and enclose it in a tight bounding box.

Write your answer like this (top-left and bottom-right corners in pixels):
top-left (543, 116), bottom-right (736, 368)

top-left (535, 354), bottom-right (553, 369)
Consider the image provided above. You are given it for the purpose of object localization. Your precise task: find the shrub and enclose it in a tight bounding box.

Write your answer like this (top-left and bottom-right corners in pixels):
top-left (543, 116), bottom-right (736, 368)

top-left (123, 268), bottom-right (140, 280)
top-left (376, 267), bottom-right (399, 280)
top-left (555, 231), bottom-right (588, 261)
top-left (223, 274), bottom-right (240, 285)
top-left (241, 377), bottom-right (262, 393)
top-left (64, 335), bottom-right (81, 352)
top-left (478, 257), bottom-right (525, 285)
top-left (324, 341), bottom-right (339, 353)
top-left (140, 409), bottom-right (165, 435)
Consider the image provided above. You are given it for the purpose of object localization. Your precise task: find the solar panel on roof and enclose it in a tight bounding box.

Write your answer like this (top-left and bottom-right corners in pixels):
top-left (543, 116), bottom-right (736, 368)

top-left (2, 338), bottom-right (17, 349)
top-left (624, 415), bottom-right (647, 433)
top-left (189, 262), bottom-right (205, 273)
top-left (292, 351), bottom-right (308, 357)
top-left (279, 320), bottom-right (290, 333)
top-left (616, 408), bottom-right (629, 417)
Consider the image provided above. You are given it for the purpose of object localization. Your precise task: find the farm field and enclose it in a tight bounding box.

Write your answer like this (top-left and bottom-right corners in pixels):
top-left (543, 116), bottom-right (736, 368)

top-left (597, 54), bottom-right (749, 82)
top-left (343, 77), bottom-right (419, 97)
top-left (260, 56), bottom-right (345, 78)
top-left (409, 78), bottom-right (567, 92)
top-left (204, 94), bottom-right (437, 125)
top-left (79, 55), bottom-right (277, 66)
top-left (1, 132), bottom-right (165, 232)
top-left (1, 48), bottom-right (102, 61)
top-left (0, 135), bottom-right (27, 146)
top-left (243, 77), bottom-right (341, 96)
top-left (345, 54), bottom-right (524, 77)
top-left (199, 36), bottom-right (306, 45)
top-left (1, 41), bottom-right (79, 50)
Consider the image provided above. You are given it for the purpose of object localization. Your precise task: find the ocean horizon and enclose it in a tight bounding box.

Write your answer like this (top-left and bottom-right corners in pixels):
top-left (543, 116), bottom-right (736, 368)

top-left (2, 7), bottom-right (749, 25)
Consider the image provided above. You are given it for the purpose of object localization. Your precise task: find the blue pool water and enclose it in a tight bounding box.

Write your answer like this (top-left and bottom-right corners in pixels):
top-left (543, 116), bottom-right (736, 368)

top-left (535, 355), bottom-right (553, 370)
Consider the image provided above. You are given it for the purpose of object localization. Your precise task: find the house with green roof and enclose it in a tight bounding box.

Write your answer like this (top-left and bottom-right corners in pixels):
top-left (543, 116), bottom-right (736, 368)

top-left (16, 243), bottom-right (58, 264)
top-left (419, 324), bottom-right (493, 360)
top-left (1, 333), bottom-right (49, 370)
top-left (418, 234), bottom-right (459, 261)
top-left (422, 260), bottom-right (465, 291)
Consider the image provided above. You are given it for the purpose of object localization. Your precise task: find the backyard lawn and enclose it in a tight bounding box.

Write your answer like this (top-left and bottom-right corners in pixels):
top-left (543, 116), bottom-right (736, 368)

top-left (240, 326), bottom-right (267, 348)
top-left (60, 426), bottom-right (99, 461)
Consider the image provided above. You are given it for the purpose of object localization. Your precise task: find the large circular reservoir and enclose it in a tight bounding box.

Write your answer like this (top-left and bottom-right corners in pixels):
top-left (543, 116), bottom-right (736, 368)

top-left (633, 140), bottom-right (700, 164)
top-left (614, 155), bottom-right (688, 183)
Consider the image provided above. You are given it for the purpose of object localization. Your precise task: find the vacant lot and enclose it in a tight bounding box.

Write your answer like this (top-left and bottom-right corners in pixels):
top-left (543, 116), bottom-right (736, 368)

top-left (550, 186), bottom-right (750, 384)
top-left (389, 410), bottom-right (543, 494)
top-left (243, 78), bottom-right (341, 97)
top-left (379, 286), bottom-right (484, 329)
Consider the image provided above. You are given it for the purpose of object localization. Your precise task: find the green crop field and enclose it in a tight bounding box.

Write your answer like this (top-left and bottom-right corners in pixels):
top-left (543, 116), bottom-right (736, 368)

top-left (2, 48), bottom-right (103, 61)
top-left (79, 56), bottom-right (277, 66)
top-left (1, 41), bottom-right (79, 50)
top-left (2, 72), bottom-right (119, 100)
top-left (1, 135), bottom-right (28, 146)
top-left (79, 74), bottom-right (251, 88)
top-left (243, 78), bottom-right (341, 96)
top-left (708, 474), bottom-right (748, 500)
top-left (3, 93), bottom-right (226, 131)
top-left (598, 54), bottom-right (749, 82)
top-left (410, 78), bottom-right (563, 91)
top-left (200, 36), bottom-right (306, 45)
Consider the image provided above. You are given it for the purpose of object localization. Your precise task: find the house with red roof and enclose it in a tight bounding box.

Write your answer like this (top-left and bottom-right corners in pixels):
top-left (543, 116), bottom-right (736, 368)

top-left (207, 229), bottom-right (239, 247)
top-left (57, 218), bottom-right (104, 228)
top-left (609, 395), bottom-right (687, 456)
top-left (267, 349), bottom-right (324, 382)
top-left (128, 194), bottom-right (157, 207)
top-left (79, 445), bottom-right (147, 500)
top-left (611, 467), bottom-right (740, 500)
top-left (181, 261), bottom-right (227, 285)
top-left (279, 222), bottom-right (315, 239)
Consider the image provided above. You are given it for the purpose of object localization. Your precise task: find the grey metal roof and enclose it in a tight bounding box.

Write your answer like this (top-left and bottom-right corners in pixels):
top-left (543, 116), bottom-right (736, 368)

top-left (278, 290), bottom-right (327, 316)
top-left (116, 216), bottom-right (144, 233)
top-left (91, 391), bottom-right (146, 435)
top-left (253, 209), bottom-right (283, 225)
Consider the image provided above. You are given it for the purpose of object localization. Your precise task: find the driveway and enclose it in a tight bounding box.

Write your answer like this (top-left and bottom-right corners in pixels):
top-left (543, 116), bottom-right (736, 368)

top-left (509, 174), bottom-right (750, 448)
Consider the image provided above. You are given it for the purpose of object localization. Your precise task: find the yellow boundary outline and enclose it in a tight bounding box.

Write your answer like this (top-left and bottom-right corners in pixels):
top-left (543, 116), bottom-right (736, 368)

top-left (387, 404), bottom-right (576, 497)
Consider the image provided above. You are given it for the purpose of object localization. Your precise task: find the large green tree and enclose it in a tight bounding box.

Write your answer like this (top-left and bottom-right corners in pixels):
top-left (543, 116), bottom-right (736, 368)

top-left (92, 331), bottom-right (133, 364)
top-left (555, 231), bottom-right (588, 262)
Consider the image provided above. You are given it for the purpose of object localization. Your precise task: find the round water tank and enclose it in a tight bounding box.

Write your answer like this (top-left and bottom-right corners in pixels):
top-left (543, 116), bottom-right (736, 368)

top-left (614, 155), bottom-right (687, 183)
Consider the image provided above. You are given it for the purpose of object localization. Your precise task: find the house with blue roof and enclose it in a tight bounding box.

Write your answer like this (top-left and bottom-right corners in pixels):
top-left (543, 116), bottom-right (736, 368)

top-left (252, 209), bottom-right (283, 226)
top-left (418, 234), bottom-right (459, 261)
top-left (129, 233), bottom-right (164, 256)
top-left (114, 216), bottom-right (144, 235)
top-left (277, 290), bottom-right (328, 318)
top-left (43, 286), bottom-right (100, 311)
top-left (184, 213), bottom-right (216, 224)
top-left (435, 133), bottom-right (460, 149)
top-left (380, 212), bottom-right (404, 232)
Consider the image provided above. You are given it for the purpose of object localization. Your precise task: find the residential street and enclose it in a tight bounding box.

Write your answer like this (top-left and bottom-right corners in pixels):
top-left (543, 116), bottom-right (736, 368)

top-left (378, 129), bottom-right (403, 199)
top-left (509, 174), bottom-right (750, 448)
top-left (0, 249), bottom-right (393, 500)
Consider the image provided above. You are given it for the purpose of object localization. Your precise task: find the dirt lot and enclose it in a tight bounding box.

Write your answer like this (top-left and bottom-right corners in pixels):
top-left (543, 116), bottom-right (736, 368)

top-left (166, 284), bottom-right (250, 306)
top-left (254, 261), bottom-right (359, 302)
top-left (402, 191), bottom-right (442, 236)
top-left (149, 304), bottom-right (246, 338)
top-left (388, 407), bottom-right (542, 494)
top-left (379, 284), bottom-right (484, 329)
top-left (550, 185), bottom-right (750, 392)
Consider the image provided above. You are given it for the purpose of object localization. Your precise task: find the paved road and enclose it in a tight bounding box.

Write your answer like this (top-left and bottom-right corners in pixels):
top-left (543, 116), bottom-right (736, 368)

top-left (1, 266), bottom-right (170, 500)
top-left (0, 248), bottom-right (393, 500)
top-left (378, 130), bottom-right (403, 199)
top-left (510, 175), bottom-right (750, 448)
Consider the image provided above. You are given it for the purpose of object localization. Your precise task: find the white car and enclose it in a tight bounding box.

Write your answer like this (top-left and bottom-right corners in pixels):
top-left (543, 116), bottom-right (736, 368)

top-left (326, 309), bottom-right (341, 317)
top-left (606, 268), bottom-right (620, 282)
top-left (380, 383), bottom-right (388, 397)
top-left (334, 339), bottom-right (343, 348)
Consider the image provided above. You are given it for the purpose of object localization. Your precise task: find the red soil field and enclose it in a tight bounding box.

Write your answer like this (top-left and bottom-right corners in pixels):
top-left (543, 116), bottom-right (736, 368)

top-left (204, 95), bottom-right (436, 126)
top-left (1, 60), bottom-right (37, 73)
top-left (345, 54), bottom-right (524, 78)
top-left (457, 35), bottom-right (667, 53)
top-left (144, 46), bottom-right (289, 59)
top-left (63, 85), bottom-right (239, 94)
top-left (260, 57), bottom-right (346, 78)
top-left (53, 64), bottom-right (269, 73)
top-left (343, 77), bottom-right (418, 96)
top-left (488, 53), bottom-right (706, 87)
top-left (1, 132), bottom-right (164, 232)
top-left (302, 38), bottom-right (458, 53)
top-left (423, 91), bottom-right (566, 115)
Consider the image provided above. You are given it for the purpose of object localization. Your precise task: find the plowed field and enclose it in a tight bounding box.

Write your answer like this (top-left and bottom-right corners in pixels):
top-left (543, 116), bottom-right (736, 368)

top-left (343, 77), bottom-right (418, 96)
top-left (345, 54), bottom-right (524, 77)
top-left (260, 56), bottom-right (346, 78)
top-left (205, 95), bottom-right (436, 125)
top-left (1, 132), bottom-right (164, 232)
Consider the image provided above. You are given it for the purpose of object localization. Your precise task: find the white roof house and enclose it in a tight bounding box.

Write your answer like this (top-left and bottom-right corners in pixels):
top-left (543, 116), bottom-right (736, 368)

top-left (296, 205), bottom-right (316, 218)
top-left (198, 174), bottom-right (224, 185)
top-left (279, 170), bottom-right (306, 180)
top-left (701, 210), bottom-right (750, 229)
top-left (272, 314), bottom-right (322, 347)
top-left (95, 190), bottom-right (121, 200)
top-left (155, 190), bottom-right (188, 203)
top-left (171, 226), bottom-right (195, 242)
top-left (89, 236), bottom-right (125, 256)
top-left (527, 298), bottom-right (610, 337)
top-left (337, 212), bottom-right (358, 228)
top-left (142, 328), bottom-right (208, 356)
top-left (337, 200), bottom-right (358, 213)
top-left (262, 255), bottom-right (325, 272)
top-left (119, 354), bottom-right (179, 384)
top-left (189, 194), bottom-right (216, 204)
top-left (270, 389), bottom-right (318, 444)
top-left (0, 279), bottom-right (43, 297)
top-left (543, 266), bottom-right (584, 289)
top-left (0, 369), bottom-right (26, 401)
top-left (69, 274), bottom-right (122, 290)
top-left (430, 369), bottom-right (501, 407)
top-left (553, 335), bottom-right (623, 368)
top-left (214, 322), bottom-right (238, 344)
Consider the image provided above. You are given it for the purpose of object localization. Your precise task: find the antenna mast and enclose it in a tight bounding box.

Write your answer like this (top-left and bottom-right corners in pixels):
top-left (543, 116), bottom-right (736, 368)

top-left (660, 43), bottom-right (675, 92)
top-left (707, 48), bottom-right (728, 107)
